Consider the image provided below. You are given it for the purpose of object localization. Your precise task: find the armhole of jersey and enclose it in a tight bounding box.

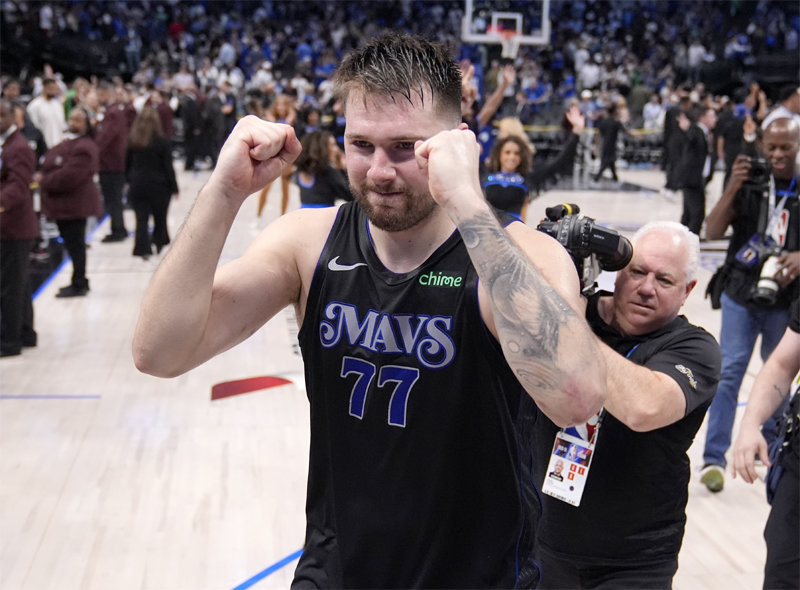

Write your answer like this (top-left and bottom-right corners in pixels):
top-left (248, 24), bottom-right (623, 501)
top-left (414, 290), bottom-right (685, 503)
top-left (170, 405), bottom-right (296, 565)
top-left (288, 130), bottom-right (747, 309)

top-left (297, 203), bottom-right (351, 341)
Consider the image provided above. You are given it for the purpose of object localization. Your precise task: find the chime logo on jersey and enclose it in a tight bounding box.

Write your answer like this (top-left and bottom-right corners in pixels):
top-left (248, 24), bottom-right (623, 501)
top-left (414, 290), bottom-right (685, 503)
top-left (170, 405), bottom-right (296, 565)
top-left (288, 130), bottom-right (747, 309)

top-left (418, 270), bottom-right (463, 288)
top-left (319, 301), bottom-right (456, 368)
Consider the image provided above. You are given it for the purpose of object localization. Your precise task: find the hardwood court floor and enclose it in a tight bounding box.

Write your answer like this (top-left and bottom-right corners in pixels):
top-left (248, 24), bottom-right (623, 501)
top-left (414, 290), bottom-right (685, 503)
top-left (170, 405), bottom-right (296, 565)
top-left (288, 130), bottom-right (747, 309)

top-left (0, 163), bottom-right (773, 589)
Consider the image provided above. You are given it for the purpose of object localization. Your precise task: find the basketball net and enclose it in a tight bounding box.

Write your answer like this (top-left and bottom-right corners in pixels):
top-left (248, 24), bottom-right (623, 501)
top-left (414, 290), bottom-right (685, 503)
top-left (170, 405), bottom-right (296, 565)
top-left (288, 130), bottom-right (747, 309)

top-left (499, 31), bottom-right (521, 59)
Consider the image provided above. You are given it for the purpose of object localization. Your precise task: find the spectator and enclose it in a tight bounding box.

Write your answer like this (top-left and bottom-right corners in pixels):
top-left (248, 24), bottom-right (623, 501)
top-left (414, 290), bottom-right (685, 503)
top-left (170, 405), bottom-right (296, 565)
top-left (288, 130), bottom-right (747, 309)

top-left (95, 79), bottom-right (131, 243)
top-left (12, 101), bottom-right (47, 162)
top-left (662, 92), bottom-right (691, 193)
top-left (460, 61), bottom-right (516, 163)
top-left (178, 84), bottom-right (203, 172)
top-left (146, 89), bottom-right (175, 141)
top-left (195, 57), bottom-right (219, 91)
top-left (171, 62), bottom-right (195, 92)
top-left (715, 95), bottom-right (747, 190)
top-left (687, 38), bottom-right (709, 84)
top-left (0, 99), bottom-right (38, 357)
top-left (482, 105), bottom-right (585, 222)
top-left (293, 129), bottom-right (351, 208)
top-left (700, 117), bottom-right (800, 492)
top-left (126, 106), bottom-right (178, 259)
top-left (26, 77), bottom-right (64, 149)
top-left (534, 221), bottom-right (720, 588)
top-left (38, 107), bottom-right (103, 298)
top-left (294, 105), bottom-right (322, 139)
top-left (517, 72), bottom-right (552, 125)
top-left (745, 81), bottom-right (769, 124)
top-left (578, 53), bottom-right (602, 92)
top-left (578, 89), bottom-right (599, 128)
top-left (1, 78), bottom-right (21, 101)
top-left (593, 101), bottom-right (630, 183)
top-left (677, 105), bottom-right (717, 234)
top-left (124, 27), bottom-right (143, 74)
top-left (249, 60), bottom-right (275, 94)
top-left (642, 93), bottom-right (665, 129)
top-left (256, 93), bottom-right (297, 217)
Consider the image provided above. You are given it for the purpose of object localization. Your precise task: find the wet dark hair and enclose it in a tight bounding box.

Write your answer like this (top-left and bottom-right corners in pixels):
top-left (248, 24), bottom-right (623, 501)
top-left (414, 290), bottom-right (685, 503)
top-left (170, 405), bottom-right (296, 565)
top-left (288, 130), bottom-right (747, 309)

top-left (332, 32), bottom-right (462, 125)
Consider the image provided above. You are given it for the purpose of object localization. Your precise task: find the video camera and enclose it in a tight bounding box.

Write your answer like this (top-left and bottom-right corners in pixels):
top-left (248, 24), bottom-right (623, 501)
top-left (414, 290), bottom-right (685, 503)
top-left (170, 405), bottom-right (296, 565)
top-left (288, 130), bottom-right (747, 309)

top-left (536, 203), bottom-right (633, 295)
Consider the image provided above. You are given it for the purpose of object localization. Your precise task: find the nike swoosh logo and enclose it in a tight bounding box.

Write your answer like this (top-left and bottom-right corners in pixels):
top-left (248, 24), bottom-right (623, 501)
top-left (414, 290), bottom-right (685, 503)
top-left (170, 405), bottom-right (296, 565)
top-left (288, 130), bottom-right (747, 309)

top-left (328, 256), bottom-right (368, 272)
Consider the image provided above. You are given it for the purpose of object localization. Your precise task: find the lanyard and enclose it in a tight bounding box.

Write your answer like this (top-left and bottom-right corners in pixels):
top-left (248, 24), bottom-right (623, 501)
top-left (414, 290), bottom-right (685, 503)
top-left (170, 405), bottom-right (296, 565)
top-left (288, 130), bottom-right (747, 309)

top-left (766, 174), bottom-right (796, 240)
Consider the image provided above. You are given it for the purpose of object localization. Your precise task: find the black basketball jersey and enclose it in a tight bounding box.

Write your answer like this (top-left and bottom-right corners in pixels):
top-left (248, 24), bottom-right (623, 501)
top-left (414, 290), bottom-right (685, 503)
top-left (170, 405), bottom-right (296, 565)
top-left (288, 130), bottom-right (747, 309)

top-left (293, 202), bottom-right (541, 589)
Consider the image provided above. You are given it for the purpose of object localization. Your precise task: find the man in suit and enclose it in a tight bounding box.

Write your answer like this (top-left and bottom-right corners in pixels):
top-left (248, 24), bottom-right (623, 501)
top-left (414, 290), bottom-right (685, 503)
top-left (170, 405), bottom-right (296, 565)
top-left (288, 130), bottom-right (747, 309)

top-left (662, 92), bottom-right (691, 193)
top-left (678, 105), bottom-right (717, 235)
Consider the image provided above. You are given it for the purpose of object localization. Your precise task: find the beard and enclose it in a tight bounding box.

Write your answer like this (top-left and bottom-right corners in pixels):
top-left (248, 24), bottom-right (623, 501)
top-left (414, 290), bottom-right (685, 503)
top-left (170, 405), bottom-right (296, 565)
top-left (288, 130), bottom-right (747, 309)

top-left (350, 179), bottom-right (437, 232)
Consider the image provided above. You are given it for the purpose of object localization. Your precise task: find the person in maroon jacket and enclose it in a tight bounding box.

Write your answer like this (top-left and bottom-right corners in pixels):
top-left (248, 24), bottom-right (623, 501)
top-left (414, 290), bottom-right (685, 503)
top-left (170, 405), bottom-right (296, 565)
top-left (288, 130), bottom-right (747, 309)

top-left (0, 99), bottom-right (38, 356)
top-left (95, 79), bottom-right (130, 242)
top-left (38, 107), bottom-right (103, 298)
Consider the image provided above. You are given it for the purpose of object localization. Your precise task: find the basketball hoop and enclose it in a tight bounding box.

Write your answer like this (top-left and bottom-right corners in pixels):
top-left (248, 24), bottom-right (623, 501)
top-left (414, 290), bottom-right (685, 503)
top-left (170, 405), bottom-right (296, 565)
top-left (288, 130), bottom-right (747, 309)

top-left (499, 31), bottom-right (521, 59)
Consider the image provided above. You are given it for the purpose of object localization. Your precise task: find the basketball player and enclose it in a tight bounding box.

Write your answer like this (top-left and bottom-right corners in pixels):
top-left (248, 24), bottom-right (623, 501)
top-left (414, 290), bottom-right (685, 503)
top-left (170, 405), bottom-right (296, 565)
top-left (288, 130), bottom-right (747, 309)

top-left (134, 33), bottom-right (606, 588)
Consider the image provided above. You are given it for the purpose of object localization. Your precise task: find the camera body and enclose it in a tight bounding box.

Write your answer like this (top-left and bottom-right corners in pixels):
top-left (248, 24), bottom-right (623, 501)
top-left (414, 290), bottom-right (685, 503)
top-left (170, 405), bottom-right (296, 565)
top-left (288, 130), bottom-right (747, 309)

top-left (746, 155), bottom-right (772, 188)
top-left (536, 204), bottom-right (633, 295)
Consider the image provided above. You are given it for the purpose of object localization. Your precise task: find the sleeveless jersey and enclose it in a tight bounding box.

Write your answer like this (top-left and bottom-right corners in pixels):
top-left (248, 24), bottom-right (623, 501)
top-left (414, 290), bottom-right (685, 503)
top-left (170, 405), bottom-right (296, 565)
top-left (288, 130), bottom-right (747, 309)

top-left (482, 170), bottom-right (529, 217)
top-left (293, 202), bottom-right (541, 589)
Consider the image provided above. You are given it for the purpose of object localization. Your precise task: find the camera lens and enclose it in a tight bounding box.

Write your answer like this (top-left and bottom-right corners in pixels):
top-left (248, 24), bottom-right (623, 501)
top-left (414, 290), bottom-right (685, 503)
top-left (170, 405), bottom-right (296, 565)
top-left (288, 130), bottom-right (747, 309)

top-left (752, 255), bottom-right (781, 306)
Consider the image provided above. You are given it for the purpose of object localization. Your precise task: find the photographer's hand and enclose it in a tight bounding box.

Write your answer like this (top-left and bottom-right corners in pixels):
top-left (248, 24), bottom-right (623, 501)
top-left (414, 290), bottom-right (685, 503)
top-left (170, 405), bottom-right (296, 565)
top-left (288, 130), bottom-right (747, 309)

top-left (777, 251), bottom-right (800, 286)
top-left (705, 155), bottom-right (750, 240)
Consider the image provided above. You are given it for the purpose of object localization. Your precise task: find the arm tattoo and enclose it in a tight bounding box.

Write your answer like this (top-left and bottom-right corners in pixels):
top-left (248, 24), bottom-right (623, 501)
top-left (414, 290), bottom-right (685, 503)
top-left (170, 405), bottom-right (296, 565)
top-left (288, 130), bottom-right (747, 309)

top-left (460, 209), bottom-right (578, 391)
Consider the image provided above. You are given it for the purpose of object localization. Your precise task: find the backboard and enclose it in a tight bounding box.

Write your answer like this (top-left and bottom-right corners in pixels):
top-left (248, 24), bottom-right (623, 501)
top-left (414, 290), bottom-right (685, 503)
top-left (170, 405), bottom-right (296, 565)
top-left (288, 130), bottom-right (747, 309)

top-left (461, 0), bottom-right (551, 58)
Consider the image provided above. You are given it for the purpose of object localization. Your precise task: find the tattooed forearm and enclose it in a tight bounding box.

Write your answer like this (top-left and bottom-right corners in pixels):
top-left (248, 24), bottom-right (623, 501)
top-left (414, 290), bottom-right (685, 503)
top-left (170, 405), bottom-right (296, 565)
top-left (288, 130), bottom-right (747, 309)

top-left (771, 384), bottom-right (789, 406)
top-left (460, 209), bottom-right (582, 390)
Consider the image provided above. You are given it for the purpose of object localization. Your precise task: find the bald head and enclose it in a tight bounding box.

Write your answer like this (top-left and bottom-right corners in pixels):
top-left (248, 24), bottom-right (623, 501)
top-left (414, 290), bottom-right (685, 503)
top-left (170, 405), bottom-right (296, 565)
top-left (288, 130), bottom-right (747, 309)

top-left (766, 116), bottom-right (800, 138)
top-left (763, 117), bottom-right (800, 180)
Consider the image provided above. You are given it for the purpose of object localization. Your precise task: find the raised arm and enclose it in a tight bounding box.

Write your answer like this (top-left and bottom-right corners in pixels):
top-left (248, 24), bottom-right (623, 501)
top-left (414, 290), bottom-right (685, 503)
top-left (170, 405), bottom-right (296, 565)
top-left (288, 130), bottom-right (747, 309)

top-left (132, 117), bottom-right (302, 377)
top-left (415, 127), bottom-right (606, 426)
top-left (704, 154), bottom-right (748, 239)
top-left (528, 105), bottom-right (584, 188)
top-left (475, 65), bottom-right (516, 129)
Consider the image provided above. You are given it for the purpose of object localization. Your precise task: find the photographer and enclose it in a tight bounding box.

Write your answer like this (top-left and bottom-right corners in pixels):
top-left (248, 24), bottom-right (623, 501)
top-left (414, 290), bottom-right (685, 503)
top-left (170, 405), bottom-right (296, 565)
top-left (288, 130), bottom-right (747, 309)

top-left (533, 221), bottom-right (721, 588)
top-left (700, 117), bottom-right (800, 494)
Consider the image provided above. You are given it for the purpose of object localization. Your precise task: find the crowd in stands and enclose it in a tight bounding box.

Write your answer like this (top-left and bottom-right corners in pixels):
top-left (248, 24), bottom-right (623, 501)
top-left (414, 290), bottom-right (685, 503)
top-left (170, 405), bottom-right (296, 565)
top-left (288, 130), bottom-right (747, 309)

top-left (1, 2), bottom-right (798, 274)
top-left (1, 1), bottom-right (798, 204)
top-left (2, 1), bottom-right (798, 131)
